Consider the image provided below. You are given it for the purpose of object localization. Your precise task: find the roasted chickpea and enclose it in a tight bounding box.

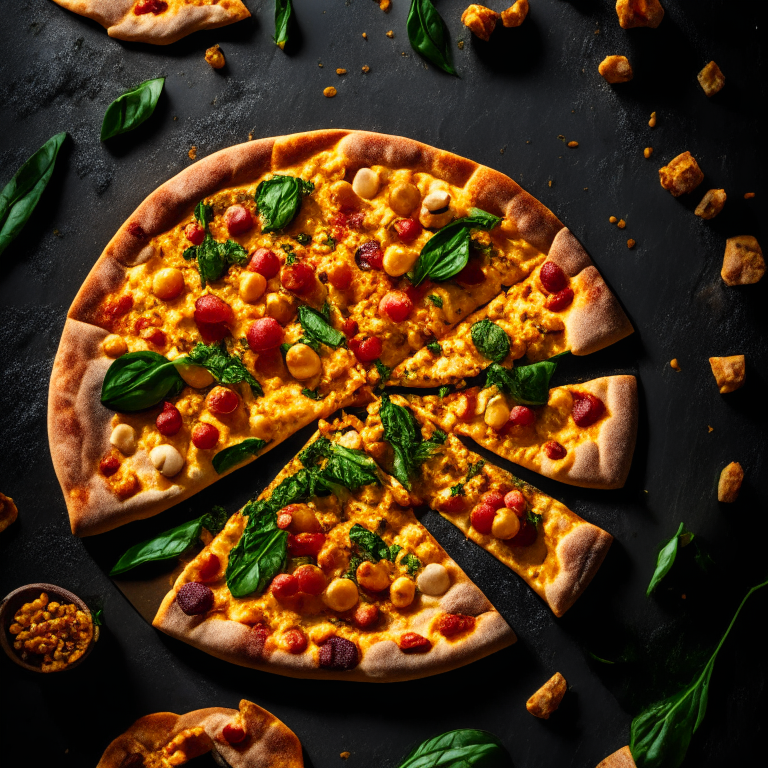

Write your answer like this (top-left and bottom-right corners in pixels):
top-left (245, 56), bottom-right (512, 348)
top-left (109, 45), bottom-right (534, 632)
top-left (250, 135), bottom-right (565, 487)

top-left (390, 576), bottom-right (416, 608)
top-left (491, 508), bottom-right (521, 540)
top-left (388, 182), bottom-right (421, 216)
top-left (322, 578), bottom-right (359, 612)
top-left (265, 293), bottom-right (295, 325)
top-left (176, 363), bottom-right (215, 389)
top-left (383, 245), bottom-right (419, 277)
top-left (103, 334), bottom-right (127, 358)
top-left (419, 205), bottom-right (453, 230)
top-left (286, 343), bottom-right (322, 380)
top-left (484, 394), bottom-right (510, 430)
top-left (110, 424), bottom-right (137, 455)
top-left (152, 268), bottom-right (185, 301)
top-left (240, 272), bottom-right (267, 303)
top-left (288, 504), bottom-right (322, 533)
top-left (356, 561), bottom-right (391, 592)
top-left (330, 180), bottom-right (359, 208)
top-left (352, 168), bottom-right (380, 199)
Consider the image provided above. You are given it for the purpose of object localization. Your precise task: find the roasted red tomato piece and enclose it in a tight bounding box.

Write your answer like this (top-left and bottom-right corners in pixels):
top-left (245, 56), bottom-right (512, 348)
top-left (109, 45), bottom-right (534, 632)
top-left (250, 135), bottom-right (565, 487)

top-left (437, 613), bottom-right (476, 638)
top-left (571, 391), bottom-right (606, 427)
top-left (398, 632), bottom-right (432, 653)
top-left (539, 261), bottom-right (568, 293)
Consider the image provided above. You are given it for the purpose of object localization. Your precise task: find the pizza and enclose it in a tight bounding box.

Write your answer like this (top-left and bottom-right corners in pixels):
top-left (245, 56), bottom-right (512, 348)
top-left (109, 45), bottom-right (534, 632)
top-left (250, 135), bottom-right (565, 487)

top-left (96, 699), bottom-right (302, 768)
top-left (404, 374), bottom-right (638, 490)
top-left (153, 413), bottom-right (516, 681)
top-left (47, 130), bottom-right (634, 537)
top-left (362, 395), bottom-right (613, 617)
top-left (50, 0), bottom-right (250, 45)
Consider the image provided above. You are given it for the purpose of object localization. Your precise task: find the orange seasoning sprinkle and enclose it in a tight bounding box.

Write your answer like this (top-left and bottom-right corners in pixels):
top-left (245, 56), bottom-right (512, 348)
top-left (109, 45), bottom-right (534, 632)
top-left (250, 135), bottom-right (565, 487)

top-left (361, 65), bottom-right (370, 73)
top-left (188, 146), bottom-right (197, 160)
top-left (617, 219), bottom-right (626, 229)
top-left (649, 111), bottom-right (657, 127)
top-left (386, 30), bottom-right (394, 38)
top-left (670, 358), bottom-right (681, 371)
top-left (744, 192), bottom-right (755, 199)
top-left (362, 32), bottom-right (368, 39)
top-left (627, 238), bottom-right (636, 249)
top-left (644, 147), bottom-right (653, 159)
top-left (336, 68), bottom-right (347, 75)
top-left (567, 141), bottom-right (579, 148)
top-left (609, 216), bottom-right (617, 224)
top-left (323, 87), bottom-right (337, 98)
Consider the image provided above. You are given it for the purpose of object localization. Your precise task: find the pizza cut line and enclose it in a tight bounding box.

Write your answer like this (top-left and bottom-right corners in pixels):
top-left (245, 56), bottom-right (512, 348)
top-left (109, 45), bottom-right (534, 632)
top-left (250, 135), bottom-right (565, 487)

top-left (47, 130), bottom-right (634, 537)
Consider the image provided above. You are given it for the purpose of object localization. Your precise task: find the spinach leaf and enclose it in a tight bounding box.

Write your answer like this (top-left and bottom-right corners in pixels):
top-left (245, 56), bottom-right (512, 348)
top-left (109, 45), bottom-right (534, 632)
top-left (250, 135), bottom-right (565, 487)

top-left (212, 438), bottom-right (268, 474)
top-left (438, 386), bottom-right (450, 398)
top-left (397, 729), bottom-right (508, 768)
top-left (300, 436), bottom-right (379, 492)
top-left (428, 294), bottom-right (444, 308)
top-left (343, 554), bottom-right (363, 583)
top-left (374, 359), bottom-right (392, 385)
top-left (630, 577), bottom-right (768, 768)
top-left (101, 351), bottom-right (185, 412)
top-left (297, 305), bottom-right (345, 348)
top-left (183, 341), bottom-right (263, 397)
top-left (485, 354), bottom-right (566, 406)
top-left (349, 524), bottom-right (401, 562)
top-left (400, 553), bottom-right (422, 577)
top-left (255, 175), bottom-right (314, 233)
top-left (204, 506), bottom-right (229, 535)
top-left (227, 525), bottom-right (288, 598)
top-left (0, 132), bottom-right (66, 257)
top-left (274, 0), bottom-right (292, 49)
top-left (450, 483), bottom-right (465, 497)
top-left (471, 319), bottom-right (510, 364)
top-left (194, 201), bottom-right (213, 228)
top-left (410, 209), bottom-right (501, 286)
top-left (406, 0), bottom-right (458, 77)
top-left (646, 522), bottom-right (694, 596)
top-left (466, 460), bottom-right (485, 480)
top-left (526, 510), bottom-right (543, 528)
top-left (100, 78), bottom-right (164, 141)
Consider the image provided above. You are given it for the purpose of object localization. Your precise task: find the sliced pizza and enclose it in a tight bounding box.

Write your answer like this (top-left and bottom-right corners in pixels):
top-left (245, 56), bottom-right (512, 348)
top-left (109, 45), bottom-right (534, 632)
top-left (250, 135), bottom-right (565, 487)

top-left (153, 413), bottom-right (515, 681)
top-left (51, 0), bottom-right (251, 45)
top-left (96, 699), bottom-right (302, 768)
top-left (389, 227), bottom-right (634, 387)
top-left (360, 395), bottom-right (613, 616)
top-left (404, 374), bottom-right (638, 490)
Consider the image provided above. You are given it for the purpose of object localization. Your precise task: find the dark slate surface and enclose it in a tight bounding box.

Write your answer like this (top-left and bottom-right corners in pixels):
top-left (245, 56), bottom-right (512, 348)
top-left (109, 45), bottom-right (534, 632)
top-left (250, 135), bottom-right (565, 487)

top-left (1, 1), bottom-right (766, 766)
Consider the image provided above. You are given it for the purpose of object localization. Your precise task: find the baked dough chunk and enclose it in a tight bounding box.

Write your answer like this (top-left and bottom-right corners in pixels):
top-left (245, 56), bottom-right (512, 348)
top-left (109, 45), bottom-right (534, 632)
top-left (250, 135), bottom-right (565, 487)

top-left (718, 461), bottom-right (744, 502)
top-left (615, 0), bottom-right (664, 29)
top-left (50, 0), bottom-right (251, 45)
top-left (709, 354), bottom-right (745, 393)
top-left (0, 492), bottom-right (18, 534)
top-left (721, 236), bottom-right (765, 285)
top-left (596, 746), bottom-right (637, 768)
top-left (526, 671), bottom-right (567, 718)
top-left (96, 699), bottom-right (303, 768)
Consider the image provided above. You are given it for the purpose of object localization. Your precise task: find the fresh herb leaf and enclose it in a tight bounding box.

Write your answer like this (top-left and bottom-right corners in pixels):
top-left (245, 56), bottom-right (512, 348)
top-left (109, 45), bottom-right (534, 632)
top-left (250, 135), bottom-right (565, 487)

top-left (194, 201), bottom-right (213, 228)
top-left (101, 351), bottom-right (185, 412)
top-left (295, 233), bottom-right (311, 245)
top-left (471, 319), bottom-right (510, 364)
top-left (212, 438), bottom-right (268, 474)
top-left (202, 505), bottom-right (229, 536)
top-left (397, 729), bottom-right (508, 768)
top-left (630, 577), bottom-right (768, 768)
top-left (410, 209), bottom-right (501, 286)
top-left (428, 294), bottom-right (444, 308)
top-left (450, 483), bottom-right (465, 497)
top-left (100, 78), bottom-right (164, 141)
top-left (374, 359), bottom-right (392, 385)
top-left (227, 525), bottom-right (288, 598)
top-left (274, 0), bottom-right (292, 49)
top-left (485, 354), bottom-right (566, 406)
top-left (426, 341), bottom-right (442, 354)
top-left (349, 524), bottom-right (400, 562)
top-left (220, 238), bottom-right (249, 265)
top-left (300, 436), bottom-right (379, 492)
top-left (406, 0), bottom-right (458, 77)
top-left (323, 235), bottom-right (337, 250)
top-left (466, 460), bottom-right (485, 480)
top-left (91, 607), bottom-right (104, 627)
top-left (343, 554), bottom-right (362, 582)
top-left (400, 553), bottom-right (422, 577)
top-left (646, 522), bottom-right (695, 596)
top-left (301, 387), bottom-right (323, 400)
top-left (183, 341), bottom-right (263, 397)
top-left (255, 175), bottom-right (314, 233)
top-left (438, 386), bottom-right (450, 398)
top-left (526, 510), bottom-right (543, 528)
top-left (389, 543), bottom-right (403, 561)
top-left (297, 305), bottom-right (346, 349)
top-left (0, 132), bottom-right (66, 257)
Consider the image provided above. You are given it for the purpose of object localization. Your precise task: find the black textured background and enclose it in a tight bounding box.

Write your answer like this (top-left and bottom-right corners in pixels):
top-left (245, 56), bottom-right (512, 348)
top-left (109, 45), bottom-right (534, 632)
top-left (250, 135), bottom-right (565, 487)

top-left (1, 1), bottom-right (766, 766)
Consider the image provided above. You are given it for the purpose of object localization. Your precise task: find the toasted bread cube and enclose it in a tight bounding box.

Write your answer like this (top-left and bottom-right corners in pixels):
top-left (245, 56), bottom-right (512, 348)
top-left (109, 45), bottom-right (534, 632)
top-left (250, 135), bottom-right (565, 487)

top-left (694, 188), bottom-right (726, 220)
top-left (721, 236), bottom-right (765, 285)
top-left (709, 355), bottom-right (745, 394)
top-left (526, 672), bottom-right (567, 719)
top-left (658, 151), bottom-right (704, 197)
top-left (718, 462), bottom-right (744, 503)
top-left (599, 55), bottom-right (634, 83)
top-left (698, 61), bottom-right (725, 97)
top-left (501, 0), bottom-right (528, 27)
top-left (596, 746), bottom-right (638, 768)
top-left (461, 4), bottom-right (500, 40)
top-left (616, 0), bottom-right (665, 29)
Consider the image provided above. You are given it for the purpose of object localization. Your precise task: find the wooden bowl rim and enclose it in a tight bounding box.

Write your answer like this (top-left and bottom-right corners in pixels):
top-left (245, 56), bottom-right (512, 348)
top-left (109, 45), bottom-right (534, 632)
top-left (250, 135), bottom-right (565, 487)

top-left (0, 583), bottom-right (96, 673)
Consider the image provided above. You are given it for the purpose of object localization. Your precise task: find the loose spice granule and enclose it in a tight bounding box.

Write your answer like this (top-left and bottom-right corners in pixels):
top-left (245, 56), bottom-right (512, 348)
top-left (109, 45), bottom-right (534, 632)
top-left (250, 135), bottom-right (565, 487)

top-left (644, 147), bottom-right (653, 158)
top-left (649, 111), bottom-right (657, 127)
top-left (323, 87), bottom-right (337, 98)
top-left (617, 219), bottom-right (626, 229)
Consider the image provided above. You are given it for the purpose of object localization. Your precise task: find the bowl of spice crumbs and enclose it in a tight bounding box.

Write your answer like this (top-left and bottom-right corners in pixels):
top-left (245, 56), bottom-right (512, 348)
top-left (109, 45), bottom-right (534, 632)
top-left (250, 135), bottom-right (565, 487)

top-left (0, 583), bottom-right (97, 673)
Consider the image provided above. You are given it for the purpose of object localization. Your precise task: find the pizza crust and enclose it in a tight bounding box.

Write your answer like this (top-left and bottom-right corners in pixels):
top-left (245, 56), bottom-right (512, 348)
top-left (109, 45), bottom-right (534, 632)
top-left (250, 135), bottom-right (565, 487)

top-left (51, 0), bottom-right (251, 45)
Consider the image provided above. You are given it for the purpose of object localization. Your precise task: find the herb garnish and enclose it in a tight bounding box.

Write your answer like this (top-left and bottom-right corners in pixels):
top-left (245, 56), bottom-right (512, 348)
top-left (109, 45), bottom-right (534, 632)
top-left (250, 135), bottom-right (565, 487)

top-left (212, 438), bottom-right (268, 474)
top-left (255, 174), bottom-right (314, 232)
top-left (484, 353), bottom-right (567, 406)
top-left (185, 341), bottom-right (263, 397)
top-left (101, 78), bottom-right (164, 141)
top-left (646, 522), bottom-right (694, 596)
top-left (301, 387), bottom-right (323, 400)
top-left (374, 359), bottom-right (392, 386)
top-left (396, 729), bottom-right (508, 768)
top-left (450, 483), bottom-right (465, 497)
top-left (349, 524), bottom-right (402, 563)
top-left (438, 386), bottom-right (450, 398)
top-left (466, 460), bottom-right (485, 480)
top-left (406, 0), bottom-right (458, 77)
top-left (428, 294), bottom-right (444, 308)
top-left (400, 553), bottom-right (422, 577)
top-left (426, 341), bottom-right (442, 354)
top-left (295, 233), bottom-right (311, 245)
top-left (471, 319), bottom-right (510, 364)
top-left (322, 234), bottom-right (337, 250)
top-left (297, 304), bottom-right (346, 349)
top-left (274, 0), bottom-right (292, 50)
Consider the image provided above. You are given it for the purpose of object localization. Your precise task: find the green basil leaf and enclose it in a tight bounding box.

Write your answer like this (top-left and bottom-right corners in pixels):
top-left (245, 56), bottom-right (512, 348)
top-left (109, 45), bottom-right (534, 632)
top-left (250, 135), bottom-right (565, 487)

top-left (202, 505), bottom-right (229, 536)
top-left (406, 0), bottom-right (458, 77)
top-left (101, 351), bottom-right (185, 412)
top-left (400, 553), bottom-right (422, 577)
top-left (110, 517), bottom-right (204, 576)
top-left (300, 436), bottom-right (379, 492)
top-left (297, 305), bottom-right (346, 348)
top-left (274, 0), bottom-right (292, 49)
top-left (646, 522), bottom-right (695, 596)
top-left (0, 132), bottom-right (66, 257)
top-left (194, 201), bottom-right (213, 229)
top-left (181, 342), bottom-right (263, 397)
top-left (255, 174), bottom-right (314, 233)
top-left (410, 208), bottom-right (501, 286)
top-left (227, 527), bottom-right (288, 598)
top-left (374, 359), bottom-right (392, 387)
top-left (221, 239), bottom-right (249, 266)
top-left (196, 234), bottom-right (227, 288)
top-left (630, 577), bottom-right (768, 768)
top-left (397, 729), bottom-right (509, 768)
top-left (471, 319), bottom-right (510, 364)
top-left (100, 78), bottom-right (164, 141)
top-left (212, 438), bottom-right (268, 474)
top-left (349, 524), bottom-right (397, 562)
top-left (485, 354), bottom-right (565, 406)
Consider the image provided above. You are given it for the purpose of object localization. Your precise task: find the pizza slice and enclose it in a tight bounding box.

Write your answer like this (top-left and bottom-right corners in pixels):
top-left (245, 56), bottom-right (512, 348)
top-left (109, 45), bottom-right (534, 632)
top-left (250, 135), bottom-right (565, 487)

top-left (51, 0), bottom-right (251, 45)
top-left (153, 414), bottom-right (515, 681)
top-left (389, 228), bottom-right (634, 387)
top-left (361, 395), bottom-right (613, 616)
top-left (403, 373), bottom-right (638, 490)
top-left (97, 699), bottom-right (303, 768)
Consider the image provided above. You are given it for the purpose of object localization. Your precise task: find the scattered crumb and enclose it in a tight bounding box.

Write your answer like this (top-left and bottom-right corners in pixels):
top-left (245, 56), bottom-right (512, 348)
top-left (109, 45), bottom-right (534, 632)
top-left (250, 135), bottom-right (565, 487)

top-left (659, 152), bottom-right (704, 197)
top-left (526, 140), bottom-right (531, 144)
top-left (173, 116), bottom-right (178, 121)
top-left (362, 32), bottom-right (368, 39)
top-left (649, 111), bottom-right (657, 128)
top-left (188, 146), bottom-right (197, 160)
top-left (718, 461), bottom-right (744, 502)
top-left (458, 40), bottom-right (465, 49)
top-left (53, 228), bottom-right (63, 238)
top-left (379, 0), bottom-right (392, 11)
top-left (340, 753), bottom-right (351, 760)
top-left (583, 187), bottom-right (588, 191)
top-left (205, 44), bottom-right (225, 69)
top-left (598, 55), bottom-right (633, 84)
top-left (336, 68), bottom-right (347, 75)
top-left (362, 65), bottom-right (370, 73)
top-left (461, 4), bottom-right (500, 41)
top-left (709, 355), bottom-right (746, 394)
top-left (318, 62), bottom-right (324, 67)
top-left (386, 30), bottom-right (394, 38)
top-left (323, 86), bottom-right (337, 98)
top-left (248, 132), bottom-right (253, 140)
top-left (644, 147), bottom-right (653, 159)
top-left (567, 140), bottom-right (579, 148)
top-left (670, 358), bottom-right (681, 371)
top-left (609, 216), bottom-right (617, 224)
top-left (721, 236), bottom-right (765, 286)
top-left (548, 180), bottom-right (553, 187)
top-left (500, 146), bottom-right (506, 154)
top-left (627, 238), bottom-right (636, 249)
top-left (695, 189), bottom-right (727, 220)
top-left (501, 0), bottom-right (529, 28)
top-left (708, 425), bottom-right (714, 433)
top-left (744, 192), bottom-right (755, 199)
top-left (698, 61), bottom-right (725, 97)
top-left (594, 29), bottom-right (599, 34)
top-left (617, 219), bottom-right (626, 229)
top-left (682, 594), bottom-right (687, 600)
top-left (526, 672), bottom-right (567, 719)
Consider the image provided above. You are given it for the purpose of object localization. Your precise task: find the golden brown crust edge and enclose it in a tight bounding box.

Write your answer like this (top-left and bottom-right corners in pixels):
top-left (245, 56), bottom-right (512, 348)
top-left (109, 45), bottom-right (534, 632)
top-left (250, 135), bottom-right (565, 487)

top-left (51, 0), bottom-right (251, 46)
top-left (596, 746), bottom-right (638, 768)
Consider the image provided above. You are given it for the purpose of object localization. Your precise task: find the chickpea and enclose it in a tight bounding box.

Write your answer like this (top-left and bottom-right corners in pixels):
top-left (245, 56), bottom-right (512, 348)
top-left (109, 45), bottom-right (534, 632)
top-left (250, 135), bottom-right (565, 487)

top-left (484, 394), bottom-right (510, 430)
top-left (423, 190), bottom-right (451, 212)
top-left (356, 561), bottom-right (391, 592)
top-left (390, 576), bottom-right (416, 608)
top-left (383, 244), bottom-right (419, 277)
top-left (290, 505), bottom-right (321, 533)
top-left (152, 268), bottom-right (185, 301)
top-left (265, 292), bottom-right (295, 325)
top-left (419, 205), bottom-right (454, 230)
top-left (352, 168), bottom-right (380, 200)
top-left (388, 182), bottom-right (421, 216)
top-left (110, 424), bottom-right (137, 455)
top-left (149, 444), bottom-right (185, 477)
top-left (322, 578), bottom-right (359, 612)
top-left (330, 180), bottom-right (359, 209)
top-left (176, 363), bottom-right (215, 389)
top-left (491, 508), bottom-right (521, 540)
top-left (416, 563), bottom-right (451, 596)
top-left (286, 343), bottom-right (322, 380)
top-left (103, 334), bottom-right (127, 358)
top-left (240, 272), bottom-right (267, 303)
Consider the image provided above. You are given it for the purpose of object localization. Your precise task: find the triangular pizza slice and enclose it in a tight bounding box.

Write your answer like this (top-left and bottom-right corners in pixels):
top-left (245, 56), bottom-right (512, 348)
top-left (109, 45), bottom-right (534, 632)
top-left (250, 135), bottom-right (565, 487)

top-left (153, 413), bottom-right (515, 681)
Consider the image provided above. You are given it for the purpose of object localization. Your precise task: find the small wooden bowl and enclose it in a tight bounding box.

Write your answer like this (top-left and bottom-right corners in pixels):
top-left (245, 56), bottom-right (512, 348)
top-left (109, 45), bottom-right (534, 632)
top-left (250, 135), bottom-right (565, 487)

top-left (0, 583), bottom-right (97, 673)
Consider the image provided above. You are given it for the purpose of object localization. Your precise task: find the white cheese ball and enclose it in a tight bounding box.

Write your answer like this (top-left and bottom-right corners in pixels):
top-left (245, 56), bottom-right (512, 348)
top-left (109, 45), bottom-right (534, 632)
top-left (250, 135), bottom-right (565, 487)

top-left (110, 424), bottom-right (137, 456)
top-left (416, 563), bottom-right (451, 596)
top-left (149, 444), bottom-right (185, 477)
top-left (423, 190), bottom-right (451, 212)
top-left (352, 168), bottom-right (380, 200)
